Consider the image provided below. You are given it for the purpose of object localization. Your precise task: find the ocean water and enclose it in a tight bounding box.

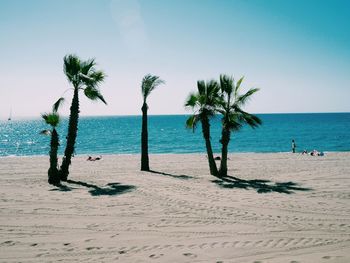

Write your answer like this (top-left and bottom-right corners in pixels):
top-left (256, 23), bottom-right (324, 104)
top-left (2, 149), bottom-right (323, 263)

top-left (0, 113), bottom-right (349, 157)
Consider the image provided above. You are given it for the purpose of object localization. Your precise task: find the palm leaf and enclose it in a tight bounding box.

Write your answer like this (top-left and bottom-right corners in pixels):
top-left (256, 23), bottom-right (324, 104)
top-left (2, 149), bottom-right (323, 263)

top-left (236, 77), bottom-right (244, 90)
top-left (141, 74), bottom-right (164, 101)
top-left (52, 97), bottom-right (65, 112)
top-left (63, 54), bottom-right (81, 83)
top-left (219, 74), bottom-right (234, 94)
top-left (81, 70), bottom-right (105, 87)
top-left (84, 87), bottom-right (107, 104)
top-left (197, 80), bottom-right (206, 95)
top-left (39, 129), bottom-right (51, 135)
top-left (186, 114), bottom-right (200, 132)
top-left (80, 58), bottom-right (95, 76)
top-left (226, 115), bottom-right (242, 131)
top-left (41, 112), bottom-right (60, 127)
top-left (243, 113), bottom-right (262, 128)
top-left (236, 88), bottom-right (259, 106)
top-left (185, 93), bottom-right (198, 108)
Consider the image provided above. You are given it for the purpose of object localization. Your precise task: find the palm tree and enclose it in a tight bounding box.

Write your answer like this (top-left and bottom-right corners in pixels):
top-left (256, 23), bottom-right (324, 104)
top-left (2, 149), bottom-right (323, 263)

top-left (59, 54), bottom-right (106, 181)
top-left (41, 113), bottom-right (61, 186)
top-left (41, 98), bottom-right (64, 186)
top-left (218, 75), bottom-right (262, 177)
top-left (185, 80), bottom-right (221, 177)
top-left (141, 74), bottom-right (164, 171)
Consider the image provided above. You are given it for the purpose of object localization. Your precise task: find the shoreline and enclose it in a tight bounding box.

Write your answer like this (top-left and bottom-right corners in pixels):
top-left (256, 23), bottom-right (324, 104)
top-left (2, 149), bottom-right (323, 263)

top-left (0, 150), bottom-right (347, 159)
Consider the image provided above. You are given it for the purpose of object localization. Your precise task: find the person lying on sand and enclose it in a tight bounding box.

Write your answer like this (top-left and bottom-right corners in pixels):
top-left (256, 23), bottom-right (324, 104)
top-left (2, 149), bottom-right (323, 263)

top-left (87, 156), bottom-right (102, 161)
top-left (310, 150), bottom-right (324, 156)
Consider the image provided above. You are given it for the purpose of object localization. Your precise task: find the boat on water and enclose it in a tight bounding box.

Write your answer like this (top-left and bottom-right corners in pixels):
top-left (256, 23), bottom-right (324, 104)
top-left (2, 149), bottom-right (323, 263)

top-left (8, 109), bottom-right (12, 121)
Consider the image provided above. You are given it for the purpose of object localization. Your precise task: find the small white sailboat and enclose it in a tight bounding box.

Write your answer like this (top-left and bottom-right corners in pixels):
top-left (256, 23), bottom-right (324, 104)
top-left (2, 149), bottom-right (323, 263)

top-left (8, 109), bottom-right (12, 121)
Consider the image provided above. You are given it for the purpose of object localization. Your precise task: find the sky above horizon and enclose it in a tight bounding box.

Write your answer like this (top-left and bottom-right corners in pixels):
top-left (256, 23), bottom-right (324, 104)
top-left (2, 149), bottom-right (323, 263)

top-left (1, 0), bottom-right (350, 119)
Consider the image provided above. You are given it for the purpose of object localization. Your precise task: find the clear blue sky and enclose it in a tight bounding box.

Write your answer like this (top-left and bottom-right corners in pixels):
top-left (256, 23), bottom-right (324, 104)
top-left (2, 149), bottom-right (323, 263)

top-left (1, 0), bottom-right (349, 119)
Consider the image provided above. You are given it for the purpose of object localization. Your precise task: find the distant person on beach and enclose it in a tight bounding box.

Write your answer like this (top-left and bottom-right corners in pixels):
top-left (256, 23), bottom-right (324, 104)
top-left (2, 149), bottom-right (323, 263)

top-left (87, 156), bottom-right (102, 161)
top-left (310, 150), bottom-right (324, 156)
top-left (292, 139), bottom-right (296, 153)
top-left (310, 150), bottom-right (318, 156)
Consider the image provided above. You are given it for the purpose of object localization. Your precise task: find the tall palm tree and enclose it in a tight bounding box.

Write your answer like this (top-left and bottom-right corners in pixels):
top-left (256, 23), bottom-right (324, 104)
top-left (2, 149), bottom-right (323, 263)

top-left (59, 54), bottom-right (106, 181)
top-left (41, 111), bottom-right (61, 186)
top-left (141, 74), bottom-right (164, 171)
top-left (185, 80), bottom-right (221, 177)
top-left (218, 75), bottom-right (262, 177)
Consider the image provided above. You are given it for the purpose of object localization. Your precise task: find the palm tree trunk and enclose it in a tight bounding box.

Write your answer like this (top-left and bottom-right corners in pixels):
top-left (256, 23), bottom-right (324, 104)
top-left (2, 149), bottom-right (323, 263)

top-left (201, 117), bottom-right (218, 176)
top-left (141, 102), bottom-right (149, 171)
top-left (60, 87), bottom-right (79, 181)
top-left (48, 128), bottom-right (60, 186)
top-left (219, 127), bottom-right (230, 177)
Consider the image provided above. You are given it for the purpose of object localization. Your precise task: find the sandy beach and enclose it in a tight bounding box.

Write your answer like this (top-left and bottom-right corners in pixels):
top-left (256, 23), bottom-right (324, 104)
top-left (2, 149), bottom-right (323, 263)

top-left (0, 152), bottom-right (349, 262)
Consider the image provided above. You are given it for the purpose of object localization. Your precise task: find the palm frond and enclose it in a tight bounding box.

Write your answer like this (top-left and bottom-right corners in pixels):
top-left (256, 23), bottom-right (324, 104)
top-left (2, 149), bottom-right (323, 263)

top-left (81, 70), bottom-right (105, 87)
top-left (234, 107), bottom-right (262, 129)
top-left (236, 88), bottom-right (259, 106)
top-left (90, 71), bottom-right (105, 83)
top-left (39, 129), bottom-right (51, 135)
top-left (235, 76), bottom-right (244, 98)
top-left (80, 58), bottom-right (96, 75)
top-left (185, 93), bottom-right (199, 108)
top-left (84, 87), bottom-right (107, 104)
top-left (242, 112), bottom-right (262, 128)
top-left (226, 113), bottom-right (242, 131)
top-left (141, 74), bottom-right (164, 101)
top-left (236, 76), bottom-right (244, 90)
top-left (41, 112), bottom-right (60, 127)
top-left (219, 74), bottom-right (234, 95)
top-left (197, 80), bottom-right (206, 95)
top-left (63, 54), bottom-right (81, 83)
top-left (185, 114), bottom-right (200, 132)
top-left (52, 97), bottom-right (65, 112)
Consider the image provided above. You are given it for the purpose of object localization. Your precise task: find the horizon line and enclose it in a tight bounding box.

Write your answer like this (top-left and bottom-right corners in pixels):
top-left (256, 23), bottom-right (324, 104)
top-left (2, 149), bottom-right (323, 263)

top-left (1, 111), bottom-right (350, 120)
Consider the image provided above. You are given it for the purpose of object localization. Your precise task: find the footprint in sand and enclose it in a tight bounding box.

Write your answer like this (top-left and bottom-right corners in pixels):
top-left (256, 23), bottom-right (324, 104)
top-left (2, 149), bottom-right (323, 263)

top-left (86, 247), bottom-right (101, 251)
top-left (183, 253), bottom-right (197, 258)
top-left (2, 240), bottom-right (16, 246)
top-left (149, 254), bottom-right (164, 259)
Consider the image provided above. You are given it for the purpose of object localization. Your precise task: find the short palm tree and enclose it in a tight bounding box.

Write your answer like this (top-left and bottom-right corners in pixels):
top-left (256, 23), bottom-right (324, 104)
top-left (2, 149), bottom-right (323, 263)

top-left (59, 54), bottom-right (106, 181)
top-left (185, 80), bottom-right (221, 177)
top-left (218, 75), bottom-right (262, 177)
top-left (41, 111), bottom-right (61, 186)
top-left (141, 74), bottom-right (164, 171)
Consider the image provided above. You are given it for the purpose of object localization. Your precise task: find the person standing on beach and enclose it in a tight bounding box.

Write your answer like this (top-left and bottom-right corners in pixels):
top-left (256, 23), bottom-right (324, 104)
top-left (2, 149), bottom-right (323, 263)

top-left (292, 139), bottom-right (296, 153)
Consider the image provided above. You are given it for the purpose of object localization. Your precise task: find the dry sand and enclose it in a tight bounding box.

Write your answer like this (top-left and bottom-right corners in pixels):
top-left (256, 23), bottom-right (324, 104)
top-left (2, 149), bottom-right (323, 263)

top-left (0, 152), bottom-right (349, 262)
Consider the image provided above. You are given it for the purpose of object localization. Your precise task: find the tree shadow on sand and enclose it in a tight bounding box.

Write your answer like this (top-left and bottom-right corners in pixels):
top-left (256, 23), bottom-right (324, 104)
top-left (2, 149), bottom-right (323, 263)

top-left (64, 180), bottom-right (136, 196)
top-left (50, 185), bottom-right (74, 192)
top-left (212, 175), bottom-right (312, 194)
top-left (148, 170), bottom-right (194, 180)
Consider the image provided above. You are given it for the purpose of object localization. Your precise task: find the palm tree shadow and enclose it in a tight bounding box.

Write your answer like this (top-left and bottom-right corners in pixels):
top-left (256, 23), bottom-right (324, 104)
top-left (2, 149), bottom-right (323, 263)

top-left (49, 185), bottom-right (74, 192)
top-left (66, 180), bottom-right (136, 196)
top-left (212, 175), bottom-right (312, 194)
top-left (148, 170), bottom-right (194, 180)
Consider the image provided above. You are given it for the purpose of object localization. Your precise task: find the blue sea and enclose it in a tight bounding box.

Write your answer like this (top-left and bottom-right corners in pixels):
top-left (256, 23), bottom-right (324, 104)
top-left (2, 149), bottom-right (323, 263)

top-left (0, 113), bottom-right (349, 157)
